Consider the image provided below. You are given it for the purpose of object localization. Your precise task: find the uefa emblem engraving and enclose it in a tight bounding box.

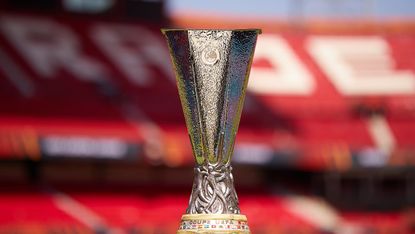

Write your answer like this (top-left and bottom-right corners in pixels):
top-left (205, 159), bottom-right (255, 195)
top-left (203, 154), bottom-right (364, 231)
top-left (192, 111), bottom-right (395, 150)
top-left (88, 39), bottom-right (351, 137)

top-left (202, 46), bottom-right (220, 65)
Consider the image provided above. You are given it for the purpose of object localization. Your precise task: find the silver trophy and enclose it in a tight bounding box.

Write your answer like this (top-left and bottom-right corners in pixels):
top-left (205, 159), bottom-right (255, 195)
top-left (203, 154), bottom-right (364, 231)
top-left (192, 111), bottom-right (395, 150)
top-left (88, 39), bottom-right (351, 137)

top-left (162, 29), bottom-right (260, 233)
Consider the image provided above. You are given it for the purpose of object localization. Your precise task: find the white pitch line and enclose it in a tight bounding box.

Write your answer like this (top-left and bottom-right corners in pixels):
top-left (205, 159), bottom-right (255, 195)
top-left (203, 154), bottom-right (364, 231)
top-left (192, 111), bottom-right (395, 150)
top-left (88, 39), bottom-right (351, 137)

top-left (52, 191), bottom-right (107, 230)
top-left (367, 115), bottom-right (396, 155)
top-left (284, 195), bottom-right (340, 231)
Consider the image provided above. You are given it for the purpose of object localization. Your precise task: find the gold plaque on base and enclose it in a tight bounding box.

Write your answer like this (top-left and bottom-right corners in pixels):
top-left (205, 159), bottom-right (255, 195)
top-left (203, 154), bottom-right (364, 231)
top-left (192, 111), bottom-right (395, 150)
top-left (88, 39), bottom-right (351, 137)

top-left (178, 214), bottom-right (250, 234)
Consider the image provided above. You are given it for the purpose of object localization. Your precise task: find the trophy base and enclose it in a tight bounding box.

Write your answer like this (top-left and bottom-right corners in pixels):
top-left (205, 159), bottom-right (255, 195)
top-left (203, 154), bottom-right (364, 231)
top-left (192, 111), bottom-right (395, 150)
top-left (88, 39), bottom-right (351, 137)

top-left (177, 214), bottom-right (250, 234)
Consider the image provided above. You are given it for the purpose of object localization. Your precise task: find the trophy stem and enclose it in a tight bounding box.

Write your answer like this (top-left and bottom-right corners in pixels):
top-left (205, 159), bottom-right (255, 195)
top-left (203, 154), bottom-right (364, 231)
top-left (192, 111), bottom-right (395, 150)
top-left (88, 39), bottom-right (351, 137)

top-left (187, 165), bottom-right (239, 214)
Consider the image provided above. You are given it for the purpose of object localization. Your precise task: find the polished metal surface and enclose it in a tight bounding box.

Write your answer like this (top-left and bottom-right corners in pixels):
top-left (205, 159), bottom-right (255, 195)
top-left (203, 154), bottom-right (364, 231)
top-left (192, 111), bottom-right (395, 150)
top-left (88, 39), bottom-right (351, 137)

top-left (162, 29), bottom-right (260, 215)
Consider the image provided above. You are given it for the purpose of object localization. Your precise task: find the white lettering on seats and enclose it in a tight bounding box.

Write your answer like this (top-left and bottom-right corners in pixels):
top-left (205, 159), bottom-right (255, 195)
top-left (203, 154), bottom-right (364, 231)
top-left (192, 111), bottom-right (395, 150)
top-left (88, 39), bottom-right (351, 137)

top-left (91, 24), bottom-right (173, 87)
top-left (248, 35), bottom-right (315, 95)
top-left (0, 16), bottom-right (106, 82)
top-left (307, 36), bottom-right (415, 95)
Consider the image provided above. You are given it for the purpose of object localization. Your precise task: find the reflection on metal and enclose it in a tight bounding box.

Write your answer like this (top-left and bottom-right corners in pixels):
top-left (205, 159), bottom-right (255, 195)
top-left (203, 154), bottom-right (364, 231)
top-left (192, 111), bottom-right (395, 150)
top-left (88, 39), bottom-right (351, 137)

top-left (163, 29), bottom-right (260, 233)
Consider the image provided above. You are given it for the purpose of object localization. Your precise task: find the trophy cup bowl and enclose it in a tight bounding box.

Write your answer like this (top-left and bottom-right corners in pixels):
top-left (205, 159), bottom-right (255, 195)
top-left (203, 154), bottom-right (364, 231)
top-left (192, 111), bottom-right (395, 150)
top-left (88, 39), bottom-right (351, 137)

top-left (162, 29), bottom-right (261, 233)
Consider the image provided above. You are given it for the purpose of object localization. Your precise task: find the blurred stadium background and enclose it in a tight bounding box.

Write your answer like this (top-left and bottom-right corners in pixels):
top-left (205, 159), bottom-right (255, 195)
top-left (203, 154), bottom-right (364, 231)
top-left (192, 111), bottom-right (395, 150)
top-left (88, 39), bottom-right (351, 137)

top-left (0, 0), bottom-right (415, 233)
